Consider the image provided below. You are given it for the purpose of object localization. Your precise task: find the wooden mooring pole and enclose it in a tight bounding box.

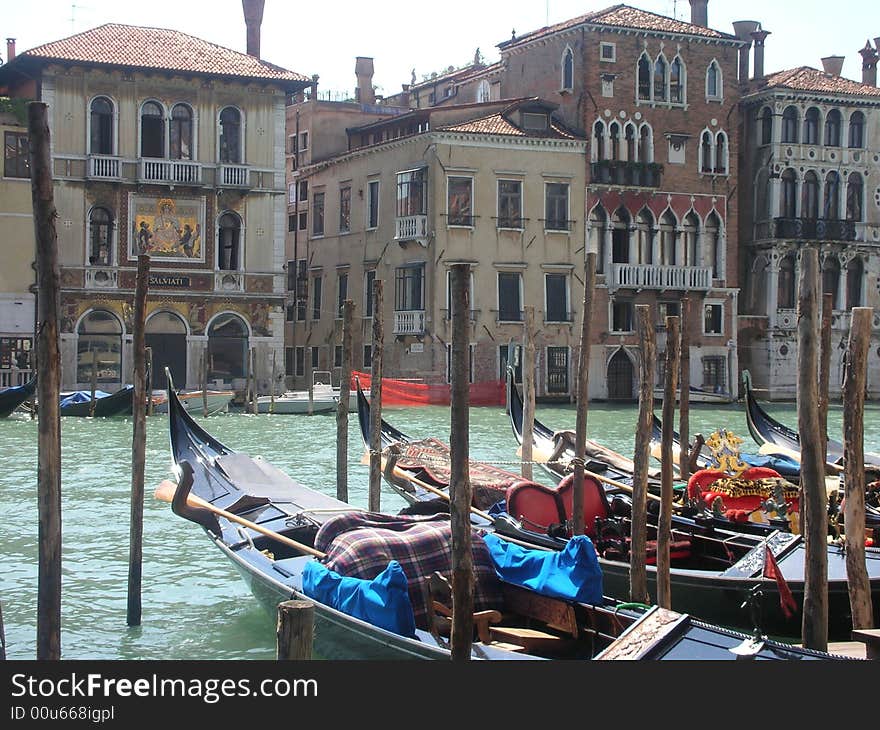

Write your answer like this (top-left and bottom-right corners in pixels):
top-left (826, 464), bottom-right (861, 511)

top-left (145, 346), bottom-right (154, 416)
top-left (630, 304), bottom-right (655, 605)
top-left (0, 601), bottom-right (6, 660)
top-left (89, 355), bottom-right (97, 417)
top-left (30, 101), bottom-right (62, 660)
top-left (449, 264), bottom-right (474, 661)
top-left (250, 348), bottom-right (258, 415)
top-left (818, 293), bottom-right (833, 465)
top-left (571, 253), bottom-right (596, 536)
top-left (336, 300), bottom-right (354, 503)
top-left (368, 279), bottom-right (384, 512)
top-left (797, 246), bottom-right (828, 652)
top-left (658, 315), bottom-right (680, 609)
top-left (678, 297), bottom-right (691, 483)
top-left (270, 349), bottom-right (277, 414)
top-left (127, 255), bottom-right (150, 627)
top-left (276, 599), bottom-right (314, 660)
top-left (521, 306), bottom-right (536, 481)
top-left (201, 350), bottom-right (208, 417)
top-left (843, 307), bottom-right (874, 630)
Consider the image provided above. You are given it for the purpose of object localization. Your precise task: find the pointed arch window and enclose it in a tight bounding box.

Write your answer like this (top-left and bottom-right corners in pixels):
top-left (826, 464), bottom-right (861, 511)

top-left (802, 171), bottom-right (819, 219)
top-left (609, 122), bottom-right (621, 161)
top-left (824, 171), bottom-right (841, 220)
top-left (625, 123), bottom-right (636, 162)
top-left (714, 131), bottom-right (728, 174)
top-left (637, 54), bottom-right (651, 101)
top-left (705, 211), bottom-right (722, 278)
top-left (822, 256), bottom-right (841, 307)
top-left (654, 56), bottom-right (668, 101)
top-left (659, 210), bottom-right (677, 265)
top-left (639, 124), bottom-right (652, 163)
top-left (847, 258), bottom-right (864, 308)
top-left (804, 107), bottom-right (820, 145)
top-left (849, 111), bottom-right (865, 149)
top-left (781, 169), bottom-right (798, 218)
top-left (669, 57), bottom-right (684, 104)
top-left (90, 96), bottom-right (114, 155)
top-left (682, 212), bottom-right (699, 267)
top-left (760, 107), bottom-right (773, 145)
top-left (636, 209), bottom-right (654, 265)
top-left (778, 256), bottom-right (796, 309)
top-left (218, 212), bottom-right (241, 271)
top-left (706, 61), bottom-right (722, 100)
top-left (561, 47), bottom-right (574, 91)
top-left (593, 120), bottom-right (606, 162)
top-left (781, 106), bottom-right (799, 143)
top-left (140, 101), bottom-right (165, 158)
top-left (824, 109), bottom-right (842, 147)
top-left (219, 107), bottom-right (242, 164)
top-left (846, 172), bottom-right (864, 222)
top-left (170, 104), bottom-right (193, 160)
top-left (700, 130), bottom-right (713, 173)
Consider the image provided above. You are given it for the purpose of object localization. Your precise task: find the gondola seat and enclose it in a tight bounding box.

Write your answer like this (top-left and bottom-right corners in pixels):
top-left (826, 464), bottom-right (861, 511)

top-left (556, 474), bottom-right (611, 539)
top-left (505, 480), bottom-right (566, 534)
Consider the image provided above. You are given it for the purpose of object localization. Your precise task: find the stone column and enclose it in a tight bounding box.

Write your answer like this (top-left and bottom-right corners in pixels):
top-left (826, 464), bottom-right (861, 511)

top-left (767, 251), bottom-right (780, 327)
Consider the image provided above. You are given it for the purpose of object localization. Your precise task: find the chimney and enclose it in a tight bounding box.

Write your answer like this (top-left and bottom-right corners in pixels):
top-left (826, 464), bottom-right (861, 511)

top-left (355, 56), bottom-right (375, 105)
top-left (689, 0), bottom-right (709, 28)
top-left (860, 41), bottom-right (878, 86)
top-left (821, 55), bottom-right (845, 77)
top-left (309, 74), bottom-right (319, 100)
top-left (751, 29), bottom-right (771, 80)
top-left (732, 21), bottom-right (760, 83)
top-left (6, 38), bottom-right (15, 63)
top-left (242, 0), bottom-right (265, 58)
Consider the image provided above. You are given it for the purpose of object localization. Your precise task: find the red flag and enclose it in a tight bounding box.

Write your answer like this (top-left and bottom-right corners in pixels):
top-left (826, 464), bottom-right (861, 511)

top-left (763, 546), bottom-right (797, 619)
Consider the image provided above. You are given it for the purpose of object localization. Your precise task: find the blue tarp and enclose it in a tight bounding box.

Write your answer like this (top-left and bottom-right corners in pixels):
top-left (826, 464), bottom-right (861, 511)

top-left (741, 452), bottom-right (801, 477)
top-left (302, 559), bottom-right (417, 639)
top-left (482, 533), bottom-right (604, 605)
top-left (60, 390), bottom-right (111, 407)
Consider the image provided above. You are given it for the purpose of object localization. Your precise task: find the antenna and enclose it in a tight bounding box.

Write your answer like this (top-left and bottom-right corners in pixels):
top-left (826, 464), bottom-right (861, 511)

top-left (70, 3), bottom-right (90, 33)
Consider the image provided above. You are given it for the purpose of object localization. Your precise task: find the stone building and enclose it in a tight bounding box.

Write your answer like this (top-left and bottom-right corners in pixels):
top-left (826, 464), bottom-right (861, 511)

top-left (739, 41), bottom-right (880, 399)
top-left (0, 2), bottom-right (310, 393)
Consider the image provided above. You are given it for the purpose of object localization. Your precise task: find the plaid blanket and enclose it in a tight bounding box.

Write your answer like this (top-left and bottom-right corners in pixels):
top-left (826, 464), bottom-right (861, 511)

top-left (315, 512), bottom-right (504, 630)
top-left (397, 438), bottom-right (520, 510)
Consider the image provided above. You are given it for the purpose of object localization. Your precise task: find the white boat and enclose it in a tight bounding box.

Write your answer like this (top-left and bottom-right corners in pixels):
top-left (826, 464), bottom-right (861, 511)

top-left (256, 371), bottom-right (366, 414)
top-left (653, 385), bottom-right (733, 404)
top-left (151, 389), bottom-right (234, 416)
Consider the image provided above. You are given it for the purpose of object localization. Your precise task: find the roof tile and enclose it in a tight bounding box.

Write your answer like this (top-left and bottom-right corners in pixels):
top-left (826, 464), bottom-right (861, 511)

top-left (762, 66), bottom-right (880, 98)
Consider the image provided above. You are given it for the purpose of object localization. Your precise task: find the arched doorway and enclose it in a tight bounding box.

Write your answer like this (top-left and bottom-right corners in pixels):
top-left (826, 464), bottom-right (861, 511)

top-left (607, 349), bottom-right (634, 401)
top-left (146, 311), bottom-right (188, 389)
top-left (77, 310), bottom-right (122, 386)
top-left (207, 313), bottom-right (248, 384)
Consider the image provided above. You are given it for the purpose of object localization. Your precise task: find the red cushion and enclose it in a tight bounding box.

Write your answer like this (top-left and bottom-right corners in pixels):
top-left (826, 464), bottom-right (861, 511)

top-left (506, 480), bottom-right (565, 533)
top-left (556, 474), bottom-right (610, 539)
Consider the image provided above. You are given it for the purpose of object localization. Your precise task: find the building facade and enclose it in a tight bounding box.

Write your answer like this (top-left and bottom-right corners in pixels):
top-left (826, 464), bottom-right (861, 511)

top-left (0, 17), bottom-right (309, 393)
top-left (739, 51), bottom-right (880, 399)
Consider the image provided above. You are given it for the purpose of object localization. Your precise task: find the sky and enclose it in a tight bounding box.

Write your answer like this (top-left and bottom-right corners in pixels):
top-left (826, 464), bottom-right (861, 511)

top-left (1, 0), bottom-right (877, 96)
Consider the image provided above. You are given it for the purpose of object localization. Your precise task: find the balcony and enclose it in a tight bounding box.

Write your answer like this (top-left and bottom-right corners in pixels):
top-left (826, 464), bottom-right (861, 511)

top-left (215, 271), bottom-right (245, 292)
top-left (86, 155), bottom-right (122, 180)
top-left (138, 159), bottom-right (203, 186)
top-left (85, 267), bottom-right (119, 290)
top-left (609, 263), bottom-right (712, 291)
top-left (393, 310), bottom-right (425, 335)
top-left (590, 160), bottom-right (663, 188)
top-left (217, 164), bottom-right (250, 188)
top-left (395, 215), bottom-right (428, 242)
top-left (773, 217), bottom-right (858, 242)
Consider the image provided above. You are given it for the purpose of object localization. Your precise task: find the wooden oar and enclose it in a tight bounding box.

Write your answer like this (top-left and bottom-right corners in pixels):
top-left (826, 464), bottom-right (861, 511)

top-left (154, 477), bottom-right (325, 559)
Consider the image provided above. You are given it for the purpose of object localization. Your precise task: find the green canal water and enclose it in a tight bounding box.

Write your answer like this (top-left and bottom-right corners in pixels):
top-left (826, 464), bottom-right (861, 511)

top-left (2, 399), bottom-right (880, 660)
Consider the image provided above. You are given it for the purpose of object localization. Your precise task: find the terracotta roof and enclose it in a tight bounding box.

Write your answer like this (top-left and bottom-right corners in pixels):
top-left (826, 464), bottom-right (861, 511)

top-left (436, 111), bottom-right (580, 140)
top-left (762, 66), bottom-right (880, 98)
top-left (14, 23), bottom-right (309, 85)
top-left (498, 3), bottom-right (734, 49)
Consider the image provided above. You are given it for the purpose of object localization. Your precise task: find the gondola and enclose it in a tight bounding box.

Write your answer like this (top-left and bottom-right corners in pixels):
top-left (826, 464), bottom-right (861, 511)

top-left (358, 378), bottom-right (880, 638)
top-left (742, 370), bottom-right (880, 473)
top-left (0, 376), bottom-right (36, 418)
top-left (58, 384), bottom-right (135, 417)
top-left (161, 371), bottom-right (853, 659)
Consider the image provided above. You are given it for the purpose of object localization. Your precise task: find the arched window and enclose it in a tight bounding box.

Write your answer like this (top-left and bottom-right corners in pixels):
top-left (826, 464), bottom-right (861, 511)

top-left (670, 56), bottom-right (684, 104)
top-left (824, 171), bottom-right (840, 219)
top-left (781, 106), bottom-right (799, 143)
top-left (609, 122), bottom-right (621, 161)
top-left (589, 206), bottom-right (607, 273)
top-left (847, 258), bottom-right (864, 308)
top-left (849, 111), bottom-right (865, 149)
top-left (714, 131), bottom-right (728, 173)
top-left (804, 107), bottom-right (820, 145)
top-left (88, 207), bottom-right (113, 266)
top-left (682, 212), bottom-right (699, 267)
top-left (637, 54), bottom-right (651, 101)
top-left (219, 107), bottom-right (242, 164)
top-left (170, 104), bottom-right (193, 160)
top-left (659, 210), bottom-right (677, 265)
top-left (561, 47), bottom-right (574, 91)
top-left (476, 80), bottom-right (491, 103)
top-left (700, 130), bottom-right (713, 173)
top-left (593, 120), bottom-right (606, 162)
top-left (77, 310), bottom-right (122, 384)
top-left (625, 123), bottom-right (636, 162)
top-left (639, 124), bottom-right (653, 163)
top-left (824, 108), bottom-right (842, 146)
top-left (140, 101), bottom-right (165, 158)
top-left (778, 255), bottom-right (796, 309)
top-left (760, 107), bottom-right (773, 145)
top-left (706, 60), bottom-right (722, 99)
top-left (636, 209), bottom-right (654, 265)
top-left (90, 96), bottom-right (114, 155)
top-left (822, 256), bottom-right (840, 307)
top-left (611, 207), bottom-right (631, 264)
top-left (802, 171), bottom-right (819, 219)
top-left (705, 211), bottom-right (722, 278)
top-left (846, 172), bottom-right (864, 222)
top-left (218, 213), bottom-right (241, 270)
top-left (207, 313), bottom-right (248, 382)
top-left (781, 169), bottom-right (798, 218)
top-left (755, 168), bottom-right (771, 222)
top-left (654, 55), bottom-right (668, 101)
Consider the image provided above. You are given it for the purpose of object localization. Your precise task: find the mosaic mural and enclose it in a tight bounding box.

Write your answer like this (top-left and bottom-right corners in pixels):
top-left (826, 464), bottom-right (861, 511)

top-left (128, 195), bottom-right (205, 262)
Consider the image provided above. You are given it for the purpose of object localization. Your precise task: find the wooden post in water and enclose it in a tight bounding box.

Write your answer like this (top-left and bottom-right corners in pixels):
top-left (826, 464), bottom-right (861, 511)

top-left (449, 264), bottom-right (474, 661)
top-left (0, 601), bottom-right (6, 660)
top-left (127, 254), bottom-right (150, 627)
top-left (843, 307), bottom-right (874, 629)
top-left (818, 293), bottom-right (833, 466)
top-left (521, 306), bottom-right (536, 481)
top-left (658, 315), bottom-right (680, 609)
top-left (797, 246), bottom-right (828, 651)
top-left (201, 350), bottom-right (208, 417)
top-left (571, 253), bottom-right (596, 536)
top-left (270, 349), bottom-right (277, 414)
top-left (678, 297), bottom-right (691, 483)
top-left (336, 300), bottom-right (354, 503)
top-left (250, 348), bottom-right (258, 415)
top-left (145, 346), bottom-right (154, 416)
top-left (89, 355), bottom-right (97, 417)
top-left (276, 599), bottom-right (314, 660)
top-left (630, 305), bottom-right (655, 605)
top-left (30, 101), bottom-right (62, 660)
top-left (368, 280), bottom-right (384, 512)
